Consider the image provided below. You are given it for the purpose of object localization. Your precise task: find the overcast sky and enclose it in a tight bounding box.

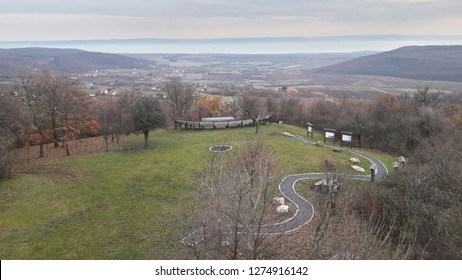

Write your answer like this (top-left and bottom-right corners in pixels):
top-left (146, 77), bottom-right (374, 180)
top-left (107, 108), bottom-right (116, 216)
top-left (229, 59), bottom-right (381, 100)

top-left (1, 0), bottom-right (462, 41)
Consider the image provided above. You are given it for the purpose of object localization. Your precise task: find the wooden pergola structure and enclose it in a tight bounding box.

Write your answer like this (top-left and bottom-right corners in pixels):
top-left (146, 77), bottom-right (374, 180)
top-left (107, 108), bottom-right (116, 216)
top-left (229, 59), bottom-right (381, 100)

top-left (174, 115), bottom-right (271, 130)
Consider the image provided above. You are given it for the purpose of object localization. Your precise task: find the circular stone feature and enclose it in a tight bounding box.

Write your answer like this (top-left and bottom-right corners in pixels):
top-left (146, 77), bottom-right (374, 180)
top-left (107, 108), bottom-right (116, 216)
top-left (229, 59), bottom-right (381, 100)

top-left (209, 145), bottom-right (233, 152)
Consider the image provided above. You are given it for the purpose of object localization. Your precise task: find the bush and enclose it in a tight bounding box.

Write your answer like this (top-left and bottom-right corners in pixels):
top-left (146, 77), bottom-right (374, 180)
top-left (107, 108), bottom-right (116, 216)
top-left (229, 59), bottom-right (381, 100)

top-left (374, 137), bottom-right (462, 259)
top-left (0, 139), bottom-right (13, 179)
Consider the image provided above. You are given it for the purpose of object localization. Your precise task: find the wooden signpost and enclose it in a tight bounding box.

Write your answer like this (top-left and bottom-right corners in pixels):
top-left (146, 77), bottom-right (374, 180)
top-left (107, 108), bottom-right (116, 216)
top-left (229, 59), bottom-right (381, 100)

top-left (307, 122), bottom-right (314, 139)
top-left (340, 131), bottom-right (353, 148)
top-left (324, 128), bottom-right (336, 145)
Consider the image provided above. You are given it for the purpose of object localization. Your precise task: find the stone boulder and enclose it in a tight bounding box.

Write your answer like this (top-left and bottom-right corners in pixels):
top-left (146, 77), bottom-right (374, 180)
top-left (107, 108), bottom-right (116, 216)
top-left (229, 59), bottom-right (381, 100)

top-left (350, 158), bottom-right (360, 164)
top-left (276, 204), bottom-right (289, 214)
top-left (316, 141), bottom-right (325, 147)
top-left (272, 197), bottom-right (285, 205)
top-left (313, 179), bottom-right (341, 193)
top-left (351, 165), bottom-right (365, 172)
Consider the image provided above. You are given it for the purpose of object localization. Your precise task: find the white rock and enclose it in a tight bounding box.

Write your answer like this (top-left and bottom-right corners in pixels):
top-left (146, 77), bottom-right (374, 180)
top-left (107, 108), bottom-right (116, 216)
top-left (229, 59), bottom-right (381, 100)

top-left (351, 165), bottom-right (366, 172)
top-left (282, 132), bottom-right (293, 137)
top-left (272, 197), bottom-right (285, 205)
top-left (314, 179), bottom-right (328, 187)
top-left (276, 204), bottom-right (289, 214)
top-left (350, 157), bottom-right (360, 164)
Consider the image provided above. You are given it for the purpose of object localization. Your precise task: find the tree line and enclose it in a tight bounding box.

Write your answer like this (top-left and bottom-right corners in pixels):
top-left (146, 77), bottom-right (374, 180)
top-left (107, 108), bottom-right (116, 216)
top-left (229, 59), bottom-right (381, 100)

top-left (0, 73), bottom-right (270, 178)
top-left (0, 70), bottom-right (170, 178)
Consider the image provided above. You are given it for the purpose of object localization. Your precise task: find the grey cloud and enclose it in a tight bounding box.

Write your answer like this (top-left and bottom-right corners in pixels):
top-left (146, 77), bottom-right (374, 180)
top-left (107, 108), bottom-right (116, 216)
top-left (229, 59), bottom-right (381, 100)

top-left (1, 0), bottom-right (462, 41)
top-left (1, 0), bottom-right (461, 22)
top-left (2, 0), bottom-right (461, 19)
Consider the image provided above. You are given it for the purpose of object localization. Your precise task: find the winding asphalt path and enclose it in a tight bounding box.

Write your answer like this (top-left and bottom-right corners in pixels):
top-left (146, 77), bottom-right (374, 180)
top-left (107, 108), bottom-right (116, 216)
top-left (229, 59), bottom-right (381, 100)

top-left (263, 133), bottom-right (388, 235)
top-left (182, 133), bottom-right (389, 244)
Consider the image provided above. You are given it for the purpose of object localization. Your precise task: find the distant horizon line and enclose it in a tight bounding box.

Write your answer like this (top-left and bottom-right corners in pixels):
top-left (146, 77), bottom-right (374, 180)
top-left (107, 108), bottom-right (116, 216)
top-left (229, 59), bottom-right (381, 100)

top-left (1, 35), bottom-right (462, 55)
top-left (2, 34), bottom-right (462, 44)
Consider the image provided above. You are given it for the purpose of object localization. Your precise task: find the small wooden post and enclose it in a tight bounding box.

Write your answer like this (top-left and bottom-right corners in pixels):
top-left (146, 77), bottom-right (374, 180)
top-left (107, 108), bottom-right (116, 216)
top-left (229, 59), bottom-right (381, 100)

top-left (370, 163), bottom-right (378, 182)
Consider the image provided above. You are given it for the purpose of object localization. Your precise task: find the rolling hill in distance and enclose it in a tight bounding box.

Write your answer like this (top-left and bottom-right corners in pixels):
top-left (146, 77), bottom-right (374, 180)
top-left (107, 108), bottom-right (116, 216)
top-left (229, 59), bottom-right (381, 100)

top-left (2, 35), bottom-right (461, 53)
top-left (0, 48), bottom-right (154, 78)
top-left (315, 45), bottom-right (462, 83)
top-left (1, 45), bottom-right (462, 84)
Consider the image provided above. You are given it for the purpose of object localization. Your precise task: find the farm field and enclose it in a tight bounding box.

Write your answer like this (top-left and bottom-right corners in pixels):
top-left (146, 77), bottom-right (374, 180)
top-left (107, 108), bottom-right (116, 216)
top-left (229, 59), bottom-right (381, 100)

top-left (0, 124), bottom-right (396, 259)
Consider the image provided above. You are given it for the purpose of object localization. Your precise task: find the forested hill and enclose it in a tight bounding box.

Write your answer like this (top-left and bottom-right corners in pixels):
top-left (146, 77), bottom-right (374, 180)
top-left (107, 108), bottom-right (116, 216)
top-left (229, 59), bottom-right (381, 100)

top-left (0, 48), bottom-right (154, 77)
top-left (315, 45), bottom-right (462, 82)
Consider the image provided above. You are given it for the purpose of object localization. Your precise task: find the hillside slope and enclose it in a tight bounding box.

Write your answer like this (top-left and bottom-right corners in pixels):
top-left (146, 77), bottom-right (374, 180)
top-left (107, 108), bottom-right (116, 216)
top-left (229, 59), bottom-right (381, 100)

top-left (0, 48), bottom-right (154, 77)
top-left (315, 45), bottom-right (462, 82)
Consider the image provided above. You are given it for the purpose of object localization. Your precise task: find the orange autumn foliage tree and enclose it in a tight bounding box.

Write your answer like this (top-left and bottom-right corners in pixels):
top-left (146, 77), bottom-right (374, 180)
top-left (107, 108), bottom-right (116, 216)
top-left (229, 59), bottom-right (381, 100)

top-left (197, 95), bottom-right (225, 118)
top-left (376, 93), bottom-right (398, 109)
top-left (18, 70), bottom-right (96, 157)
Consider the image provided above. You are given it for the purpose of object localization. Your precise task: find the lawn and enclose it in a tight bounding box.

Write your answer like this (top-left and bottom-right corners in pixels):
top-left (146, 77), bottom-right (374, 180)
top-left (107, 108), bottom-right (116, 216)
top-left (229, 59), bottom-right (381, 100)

top-left (0, 124), bottom-right (396, 259)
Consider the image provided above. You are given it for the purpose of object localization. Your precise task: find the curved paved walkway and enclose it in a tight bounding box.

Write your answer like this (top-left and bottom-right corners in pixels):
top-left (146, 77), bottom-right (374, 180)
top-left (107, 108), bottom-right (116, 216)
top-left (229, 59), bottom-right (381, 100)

top-left (264, 133), bottom-right (389, 234)
top-left (182, 133), bottom-right (389, 244)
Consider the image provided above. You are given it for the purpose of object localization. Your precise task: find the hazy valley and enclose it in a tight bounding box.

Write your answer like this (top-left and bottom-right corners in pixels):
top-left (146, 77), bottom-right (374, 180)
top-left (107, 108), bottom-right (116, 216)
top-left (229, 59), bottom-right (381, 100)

top-left (2, 45), bottom-right (462, 101)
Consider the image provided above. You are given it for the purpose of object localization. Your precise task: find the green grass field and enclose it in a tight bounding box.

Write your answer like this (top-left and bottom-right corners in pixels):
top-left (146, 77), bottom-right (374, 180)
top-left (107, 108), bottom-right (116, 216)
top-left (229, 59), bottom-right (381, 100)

top-left (0, 124), bottom-right (396, 259)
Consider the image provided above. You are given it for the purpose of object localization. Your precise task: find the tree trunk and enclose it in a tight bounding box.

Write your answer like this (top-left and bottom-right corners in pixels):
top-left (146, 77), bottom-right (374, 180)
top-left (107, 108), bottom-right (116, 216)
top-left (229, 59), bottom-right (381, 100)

top-left (144, 130), bottom-right (149, 148)
top-left (51, 112), bottom-right (59, 148)
top-left (104, 135), bottom-right (109, 152)
top-left (231, 196), bottom-right (244, 260)
top-left (252, 118), bottom-right (260, 134)
top-left (26, 143), bottom-right (30, 164)
top-left (65, 143), bottom-right (70, 156)
top-left (39, 143), bottom-right (44, 158)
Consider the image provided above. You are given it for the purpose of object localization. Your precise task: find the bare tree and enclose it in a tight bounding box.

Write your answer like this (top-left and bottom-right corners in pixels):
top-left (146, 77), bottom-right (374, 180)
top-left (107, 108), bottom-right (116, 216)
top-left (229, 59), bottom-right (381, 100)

top-left (237, 95), bottom-right (265, 134)
top-left (93, 99), bottom-right (117, 152)
top-left (163, 77), bottom-right (196, 121)
top-left (0, 88), bottom-right (22, 136)
top-left (306, 98), bottom-right (338, 129)
top-left (265, 97), bottom-right (278, 122)
top-left (54, 76), bottom-right (93, 156)
top-left (18, 71), bottom-right (46, 158)
top-left (185, 140), bottom-right (284, 259)
top-left (0, 90), bottom-right (22, 179)
top-left (278, 98), bottom-right (303, 126)
top-left (415, 85), bottom-right (441, 107)
top-left (114, 93), bottom-right (135, 141)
